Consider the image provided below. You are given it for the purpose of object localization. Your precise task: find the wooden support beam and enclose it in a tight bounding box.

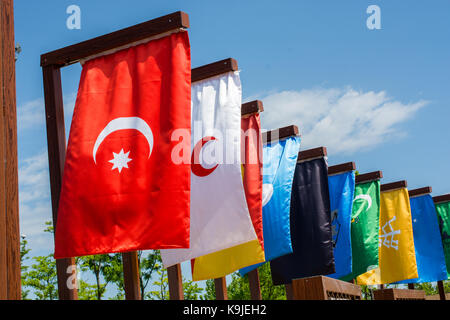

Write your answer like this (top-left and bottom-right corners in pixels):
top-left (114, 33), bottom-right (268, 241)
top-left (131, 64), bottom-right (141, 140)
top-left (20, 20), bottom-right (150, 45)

top-left (262, 125), bottom-right (299, 144)
top-left (122, 251), bottom-right (141, 300)
top-left (214, 277), bottom-right (228, 300)
top-left (241, 100), bottom-right (264, 117)
top-left (408, 186), bottom-right (432, 198)
top-left (0, 0), bottom-right (20, 300)
top-left (167, 264), bottom-right (184, 300)
top-left (297, 146), bottom-right (327, 162)
top-left (192, 58), bottom-right (238, 83)
top-left (437, 280), bottom-right (446, 300)
top-left (248, 269), bottom-right (262, 300)
top-left (355, 171), bottom-right (383, 184)
top-left (433, 194), bottom-right (450, 205)
top-left (380, 180), bottom-right (407, 193)
top-left (285, 283), bottom-right (294, 300)
top-left (42, 64), bottom-right (78, 300)
top-left (41, 11), bottom-right (189, 67)
top-left (408, 283), bottom-right (415, 290)
top-left (328, 162), bottom-right (356, 176)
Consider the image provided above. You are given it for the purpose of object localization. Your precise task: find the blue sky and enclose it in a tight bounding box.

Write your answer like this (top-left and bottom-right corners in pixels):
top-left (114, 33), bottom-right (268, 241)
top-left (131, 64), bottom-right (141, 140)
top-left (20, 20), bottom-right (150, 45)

top-left (13, 0), bottom-right (450, 291)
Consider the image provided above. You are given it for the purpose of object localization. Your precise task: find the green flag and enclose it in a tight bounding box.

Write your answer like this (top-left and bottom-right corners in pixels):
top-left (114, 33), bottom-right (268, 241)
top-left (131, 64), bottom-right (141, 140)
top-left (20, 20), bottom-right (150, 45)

top-left (340, 180), bottom-right (380, 281)
top-left (435, 201), bottom-right (450, 279)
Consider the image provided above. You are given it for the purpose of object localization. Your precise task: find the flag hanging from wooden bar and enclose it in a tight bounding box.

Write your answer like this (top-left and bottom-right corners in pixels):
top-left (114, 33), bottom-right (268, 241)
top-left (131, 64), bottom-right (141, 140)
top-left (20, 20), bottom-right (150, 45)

top-left (340, 180), bottom-right (380, 281)
top-left (270, 157), bottom-right (335, 285)
top-left (327, 170), bottom-right (355, 279)
top-left (54, 31), bottom-right (192, 258)
top-left (435, 201), bottom-right (450, 279)
top-left (239, 135), bottom-right (301, 276)
top-left (190, 113), bottom-right (265, 281)
top-left (160, 71), bottom-right (258, 268)
top-left (394, 194), bottom-right (447, 283)
top-left (357, 188), bottom-right (418, 285)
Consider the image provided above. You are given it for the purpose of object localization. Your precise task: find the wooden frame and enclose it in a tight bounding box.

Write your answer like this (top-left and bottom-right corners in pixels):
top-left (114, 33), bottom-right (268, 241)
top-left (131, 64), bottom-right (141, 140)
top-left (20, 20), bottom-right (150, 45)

top-left (291, 276), bottom-right (362, 300)
top-left (242, 100), bottom-right (264, 117)
top-left (373, 288), bottom-right (426, 300)
top-left (262, 125), bottom-right (299, 144)
top-left (380, 180), bottom-right (407, 193)
top-left (433, 194), bottom-right (450, 205)
top-left (355, 171), bottom-right (383, 184)
top-left (297, 147), bottom-right (327, 162)
top-left (328, 162), bottom-right (355, 176)
top-left (408, 186), bottom-right (432, 198)
top-left (192, 58), bottom-right (238, 83)
top-left (41, 11), bottom-right (190, 301)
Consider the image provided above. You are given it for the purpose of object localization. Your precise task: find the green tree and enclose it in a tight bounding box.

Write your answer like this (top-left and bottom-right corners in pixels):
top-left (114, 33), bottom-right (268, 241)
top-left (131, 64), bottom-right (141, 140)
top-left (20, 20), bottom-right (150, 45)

top-left (183, 278), bottom-right (204, 300)
top-left (148, 269), bottom-right (169, 300)
top-left (20, 235), bottom-right (31, 300)
top-left (77, 254), bottom-right (121, 300)
top-left (138, 250), bottom-right (163, 299)
top-left (23, 254), bottom-right (58, 300)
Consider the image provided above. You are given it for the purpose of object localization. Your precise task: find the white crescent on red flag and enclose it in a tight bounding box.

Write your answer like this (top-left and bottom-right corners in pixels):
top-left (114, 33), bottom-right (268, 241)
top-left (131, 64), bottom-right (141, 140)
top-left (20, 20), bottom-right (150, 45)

top-left (54, 31), bottom-right (192, 258)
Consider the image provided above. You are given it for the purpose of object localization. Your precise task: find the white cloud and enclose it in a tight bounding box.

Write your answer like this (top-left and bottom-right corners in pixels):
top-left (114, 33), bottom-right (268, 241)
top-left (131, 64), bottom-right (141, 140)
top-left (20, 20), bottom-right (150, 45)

top-left (17, 93), bottom-right (77, 132)
top-left (17, 98), bottom-right (46, 131)
top-left (258, 87), bottom-right (428, 154)
top-left (18, 151), bottom-right (54, 255)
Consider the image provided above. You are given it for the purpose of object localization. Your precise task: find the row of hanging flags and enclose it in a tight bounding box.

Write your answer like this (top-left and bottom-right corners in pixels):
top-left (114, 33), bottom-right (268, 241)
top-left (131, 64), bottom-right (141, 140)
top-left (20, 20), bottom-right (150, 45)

top-left (53, 27), bottom-right (450, 286)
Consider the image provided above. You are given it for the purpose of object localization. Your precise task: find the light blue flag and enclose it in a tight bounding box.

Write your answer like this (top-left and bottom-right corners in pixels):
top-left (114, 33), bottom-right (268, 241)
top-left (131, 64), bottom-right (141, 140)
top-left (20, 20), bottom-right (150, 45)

top-left (396, 194), bottom-right (447, 284)
top-left (327, 170), bottom-right (355, 279)
top-left (239, 136), bottom-right (300, 276)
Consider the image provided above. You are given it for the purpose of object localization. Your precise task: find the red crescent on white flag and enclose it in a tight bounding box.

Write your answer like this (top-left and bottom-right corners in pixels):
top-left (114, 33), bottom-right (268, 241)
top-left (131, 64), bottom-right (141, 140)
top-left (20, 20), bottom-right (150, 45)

top-left (191, 136), bottom-right (219, 177)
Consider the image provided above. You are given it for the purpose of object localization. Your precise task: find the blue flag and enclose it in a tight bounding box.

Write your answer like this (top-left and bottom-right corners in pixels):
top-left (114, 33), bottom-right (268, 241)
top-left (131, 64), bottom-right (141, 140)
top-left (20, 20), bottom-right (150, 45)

top-left (326, 170), bottom-right (355, 279)
top-left (396, 194), bottom-right (447, 284)
top-left (239, 136), bottom-right (300, 276)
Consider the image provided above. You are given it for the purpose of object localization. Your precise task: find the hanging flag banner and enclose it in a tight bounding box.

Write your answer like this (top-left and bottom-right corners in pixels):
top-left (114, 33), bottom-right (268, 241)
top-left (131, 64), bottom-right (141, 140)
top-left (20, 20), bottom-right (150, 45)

top-left (54, 32), bottom-right (191, 258)
top-left (327, 170), bottom-right (355, 279)
top-left (239, 135), bottom-right (301, 276)
top-left (341, 180), bottom-right (380, 281)
top-left (190, 112), bottom-right (265, 281)
top-left (160, 71), bottom-right (258, 268)
top-left (357, 187), bottom-right (418, 285)
top-left (395, 194), bottom-right (447, 283)
top-left (435, 201), bottom-right (450, 278)
top-left (270, 157), bottom-right (335, 285)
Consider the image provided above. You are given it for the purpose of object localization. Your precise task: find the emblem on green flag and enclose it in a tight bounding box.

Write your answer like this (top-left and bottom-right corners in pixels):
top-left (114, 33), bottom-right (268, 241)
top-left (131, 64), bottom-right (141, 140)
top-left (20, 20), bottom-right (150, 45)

top-left (435, 201), bottom-right (450, 279)
top-left (340, 180), bottom-right (380, 281)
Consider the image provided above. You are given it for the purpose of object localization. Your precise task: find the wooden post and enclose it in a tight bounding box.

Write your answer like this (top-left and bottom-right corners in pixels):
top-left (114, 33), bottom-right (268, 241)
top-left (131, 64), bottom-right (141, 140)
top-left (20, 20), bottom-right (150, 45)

top-left (437, 280), bottom-right (446, 300)
top-left (285, 283), bottom-right (294, 300)
top-left (167, 264), bottom-right (184, 300)
top-left (122, 252), bottom-right (141, 300)
top-left (248, 269), bottom-right (262, 300)
top-left (408, 283), bottom-right (415, 290)
top-left (42, 65), bottom-right (79, 300)
top-left (214, 277), bottom-right (228, 300)
top-left (0, 0), bottom-right (20, 300)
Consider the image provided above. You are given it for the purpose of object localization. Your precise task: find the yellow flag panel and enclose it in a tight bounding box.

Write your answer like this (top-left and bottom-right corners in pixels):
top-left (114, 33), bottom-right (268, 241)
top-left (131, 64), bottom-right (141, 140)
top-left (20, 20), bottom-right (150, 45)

top-left (192, 239), bottom-right (265, 281)
top-left (357, 188), bottom-right (418, 285)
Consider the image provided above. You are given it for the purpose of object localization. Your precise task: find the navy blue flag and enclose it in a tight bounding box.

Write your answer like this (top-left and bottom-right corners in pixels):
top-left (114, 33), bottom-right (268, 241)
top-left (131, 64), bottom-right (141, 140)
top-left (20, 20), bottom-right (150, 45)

top-left (395, 194), bottom-right (447, 284)
top-left (270, 157), bottom-right (335, 285)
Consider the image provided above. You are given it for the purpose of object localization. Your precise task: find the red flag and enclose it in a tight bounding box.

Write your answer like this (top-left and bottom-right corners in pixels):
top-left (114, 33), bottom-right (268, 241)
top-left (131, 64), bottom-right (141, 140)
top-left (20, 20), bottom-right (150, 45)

top-left (241, 113), bottom-right (264, 250)
top-left (54, 32), bottom-right (191, 259)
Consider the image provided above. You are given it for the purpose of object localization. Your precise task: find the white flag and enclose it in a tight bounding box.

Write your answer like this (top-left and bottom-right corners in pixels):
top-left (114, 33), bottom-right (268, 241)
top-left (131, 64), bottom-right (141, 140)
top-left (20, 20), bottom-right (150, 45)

top-left (161, 71), bottom-right (258, 268)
